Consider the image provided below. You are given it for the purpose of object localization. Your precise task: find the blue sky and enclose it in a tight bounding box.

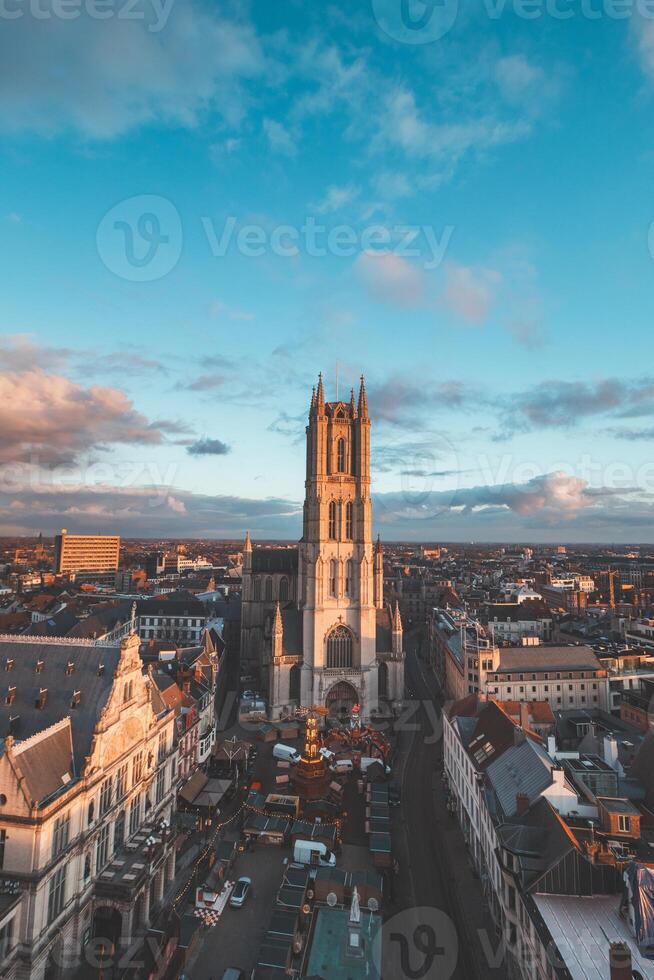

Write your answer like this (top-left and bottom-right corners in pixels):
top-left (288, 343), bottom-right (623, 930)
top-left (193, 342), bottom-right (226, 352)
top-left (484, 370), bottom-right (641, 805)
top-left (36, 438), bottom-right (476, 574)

top-left (2, 0), bottom-right (654, 541)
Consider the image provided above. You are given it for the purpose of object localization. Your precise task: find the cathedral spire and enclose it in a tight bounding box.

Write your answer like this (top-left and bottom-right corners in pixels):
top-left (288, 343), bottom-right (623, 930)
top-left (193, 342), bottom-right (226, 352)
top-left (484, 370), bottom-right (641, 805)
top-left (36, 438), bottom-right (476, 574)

top-left (358, 375), bottom-right (368, 420)
top-left (310, 385), bottom-right (317, 418)
top-left (316, 373), bottom-right (325, 414)
top-left (350, 387), bottom-right (356, 418)
top-left (273, 601), bottom-right (283, 635)
top-left (244, 530), bottom-right (252, 553)
top-left (393, 600), bottom-right (403, 632)
top-left (375, 533), bottom-right (382, 555)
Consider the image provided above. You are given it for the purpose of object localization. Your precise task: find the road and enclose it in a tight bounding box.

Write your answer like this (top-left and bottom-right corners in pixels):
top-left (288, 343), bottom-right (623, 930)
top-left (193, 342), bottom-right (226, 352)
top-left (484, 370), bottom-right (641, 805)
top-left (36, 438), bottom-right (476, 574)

top-left (391, 628), bottom-right (508, 980)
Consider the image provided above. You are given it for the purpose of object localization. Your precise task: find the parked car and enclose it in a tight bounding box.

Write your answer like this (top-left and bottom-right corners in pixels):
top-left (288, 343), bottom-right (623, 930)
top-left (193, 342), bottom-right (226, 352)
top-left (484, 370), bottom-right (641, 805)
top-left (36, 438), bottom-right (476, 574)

top-left (242, 689), bottom-right (255, 700)
top-left (389, 783), bottom-right (402, 806)
top-left (319, 747), bottom-right (335, 763)
top-left (273, 743), bottom-right (301, 764)
top-left (293, 839), bottom-right (336, 867)
top-left (229, 877), bottom-right (252, 908)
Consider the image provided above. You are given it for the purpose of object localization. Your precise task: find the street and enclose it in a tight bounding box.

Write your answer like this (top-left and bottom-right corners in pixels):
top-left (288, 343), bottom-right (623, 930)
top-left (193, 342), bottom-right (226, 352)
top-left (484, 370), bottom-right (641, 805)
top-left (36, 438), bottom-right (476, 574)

top-left (391, 628), bottom-right (508, 980)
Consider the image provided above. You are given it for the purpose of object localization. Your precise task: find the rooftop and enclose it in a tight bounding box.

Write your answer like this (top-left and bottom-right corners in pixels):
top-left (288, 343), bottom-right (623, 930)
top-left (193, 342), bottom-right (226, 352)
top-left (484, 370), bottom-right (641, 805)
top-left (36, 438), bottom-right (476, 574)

top-left (534, 893), bottom-right (654, 979)
top-left (306, 907), bottom-right (381, 980)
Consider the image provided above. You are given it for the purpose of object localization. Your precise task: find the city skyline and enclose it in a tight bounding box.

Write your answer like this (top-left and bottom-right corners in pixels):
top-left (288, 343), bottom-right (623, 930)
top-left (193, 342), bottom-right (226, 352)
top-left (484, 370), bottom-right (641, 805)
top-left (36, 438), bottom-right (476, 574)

top-left (3, 0), bottom-right (654, 541)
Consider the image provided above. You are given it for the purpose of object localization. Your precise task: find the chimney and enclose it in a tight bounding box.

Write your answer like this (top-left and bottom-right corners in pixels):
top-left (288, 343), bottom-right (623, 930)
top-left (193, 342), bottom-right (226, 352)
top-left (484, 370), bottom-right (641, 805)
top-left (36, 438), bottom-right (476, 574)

top-left (519, 702), bottom-right (531, 730)
top-left (609, 942), bottom-right (632, 980)
top-left (547, 735), bottom-right (557, 757)
top-left (603, 736), bottom-right (619, 770)
top-left (516, 793), bottom-right (530, 816)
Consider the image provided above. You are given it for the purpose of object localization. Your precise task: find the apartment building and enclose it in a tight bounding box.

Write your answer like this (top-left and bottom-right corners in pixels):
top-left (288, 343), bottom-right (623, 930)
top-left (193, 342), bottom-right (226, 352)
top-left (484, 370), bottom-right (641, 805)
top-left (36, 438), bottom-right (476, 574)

top-left (483, 644), bottom-right (610, 712)
top-left (54, 530), bottom-right (120, 575)
top-left (443, 695), bottom-right (654, 980)
top-left (136, 599), bottom-right (206, 646)
top-left (0, 632), bottom-right (178, 980)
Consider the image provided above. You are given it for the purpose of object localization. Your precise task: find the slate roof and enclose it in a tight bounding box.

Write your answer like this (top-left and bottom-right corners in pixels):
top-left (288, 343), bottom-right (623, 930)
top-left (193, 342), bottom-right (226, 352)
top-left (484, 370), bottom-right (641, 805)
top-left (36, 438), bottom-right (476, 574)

top-left (136, 599), bottom-right (205, 617)
top-left (485, 738), bottom-right (553, 818)
top-left (0, 638), bottom-right (120, 767)
top-left (375, 607), bottom-right (391, 652)
top-left (494, 645), bottom-right (601, 674)
top-left (11, 719), bottom-right (74, 804)
top-left (252, 548), bottom-right (298, 574)
top-left (281, 609), bottom-right (303, 656)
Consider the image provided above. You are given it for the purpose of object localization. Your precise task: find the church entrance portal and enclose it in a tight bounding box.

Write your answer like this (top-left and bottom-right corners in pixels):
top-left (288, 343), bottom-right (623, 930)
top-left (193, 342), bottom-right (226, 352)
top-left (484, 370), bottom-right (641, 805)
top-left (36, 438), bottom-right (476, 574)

top-left (326, 681), bottom-right (358, 718)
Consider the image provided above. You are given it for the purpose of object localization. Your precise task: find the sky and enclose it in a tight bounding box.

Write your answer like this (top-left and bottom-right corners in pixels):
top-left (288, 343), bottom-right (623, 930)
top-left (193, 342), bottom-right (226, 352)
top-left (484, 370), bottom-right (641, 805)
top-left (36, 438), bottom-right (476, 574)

top-left (2, 0), bottom-right (654, 542)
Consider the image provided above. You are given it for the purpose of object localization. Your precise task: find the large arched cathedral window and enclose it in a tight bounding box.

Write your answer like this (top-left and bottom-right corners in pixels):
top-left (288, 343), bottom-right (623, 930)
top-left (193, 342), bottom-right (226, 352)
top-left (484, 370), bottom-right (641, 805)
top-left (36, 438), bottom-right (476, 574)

top-left (326, 625), bottom-right (353, 669)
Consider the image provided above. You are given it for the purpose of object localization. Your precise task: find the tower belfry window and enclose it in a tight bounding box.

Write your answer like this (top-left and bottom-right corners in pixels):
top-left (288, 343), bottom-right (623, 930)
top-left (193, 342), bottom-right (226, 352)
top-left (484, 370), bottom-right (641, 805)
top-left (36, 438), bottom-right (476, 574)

top-left (328, 500), bottom-right (337, 539)
top-left (345, 501), bottom-right (353, 539)
top-left (330, 560), bottom-right (337, 597)
top-left (336, 438), bottom-right (346, 473)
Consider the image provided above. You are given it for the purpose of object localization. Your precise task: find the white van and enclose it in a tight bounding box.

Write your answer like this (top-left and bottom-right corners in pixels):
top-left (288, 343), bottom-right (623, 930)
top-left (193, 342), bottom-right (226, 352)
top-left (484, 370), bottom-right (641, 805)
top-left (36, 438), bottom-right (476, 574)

top-left (330, 758), bottom-right (354, 774)
top-left (293, 839), bottom-right (336, 867)
top-left (361, 756), bottom-right (391, 775)
top-left (273, 743), bottom-right (301, 764)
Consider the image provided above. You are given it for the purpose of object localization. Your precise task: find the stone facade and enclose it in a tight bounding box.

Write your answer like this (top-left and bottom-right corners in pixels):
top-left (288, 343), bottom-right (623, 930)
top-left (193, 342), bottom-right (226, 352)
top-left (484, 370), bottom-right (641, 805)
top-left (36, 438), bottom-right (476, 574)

top-left (0, 632), bottom-right (177, 980)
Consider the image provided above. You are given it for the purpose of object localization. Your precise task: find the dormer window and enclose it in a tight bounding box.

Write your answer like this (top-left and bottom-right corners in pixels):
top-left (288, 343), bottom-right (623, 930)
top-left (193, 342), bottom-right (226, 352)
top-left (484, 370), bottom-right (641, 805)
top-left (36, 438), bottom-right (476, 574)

top-left (5, 659), bottom-right (13, 672)
top-left (35, 688), bottom-right (48, 709)
top-left (6, 686), bottom-right (16, 705)
top-left (71, 690), bottom-right (81, 708)
top-left (66, 661), bottom-right (75, 676)
top-left (35, 660), bottom-right (44, 674)
top-left (97, 663), bottom-right (105, 677)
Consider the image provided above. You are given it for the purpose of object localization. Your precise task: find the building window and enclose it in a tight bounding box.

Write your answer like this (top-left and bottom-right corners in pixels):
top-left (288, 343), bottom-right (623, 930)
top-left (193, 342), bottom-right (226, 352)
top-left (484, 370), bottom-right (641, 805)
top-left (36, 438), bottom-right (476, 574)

top-left (336, 438), bottom-right (346, 473)
top-left (329, 560), bottom-right (337, 597)
top-left (123, 680), bottom-right (133, 703)
top-left (618, 814), bottom-right (631, 833)
top-left (115, 764), bottom-right (128, 800)
top-left (265, 577), bottom-right (273, 602)
top-left (100, 778), bottom-right (113, 815)
top-left (132, 752), bottom-right (144, 786)
top-left (96, 824), bottom-right (110, 871)
top-left (52, 813), bottom-right (70, 858)
top-left (345, 559), bottom-right (353, 597)
top-left (253, 579), bottom-right (261, 601)
top-left (328, 500), bottom-right (337, 540)
top-left (157, 733), bottom-right (167, 765)
top-left (279, 577), bottom-right (289, 601)
top-left (114, 809), bottom-right (126, 849)
top-left (345, 501), bottom-right (353, 540)
top-left (326, 625), bottom-right (353, 669)
top-left (83, 853), bottom-right (91, 880)
top-left (129, 796), bottom-right (141, 836)
top-left (48, 866), bottom-right (67, 924)
top-left (156, 768), bottom-right (165, 804)
top-left (0, 829), bottom-right (6, 870)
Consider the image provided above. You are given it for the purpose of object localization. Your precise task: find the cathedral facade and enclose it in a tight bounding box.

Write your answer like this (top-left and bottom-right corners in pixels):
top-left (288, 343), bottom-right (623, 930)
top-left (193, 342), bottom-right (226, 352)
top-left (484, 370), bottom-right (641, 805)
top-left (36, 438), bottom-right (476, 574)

top-left (240, 375), bottom-right (404, 720)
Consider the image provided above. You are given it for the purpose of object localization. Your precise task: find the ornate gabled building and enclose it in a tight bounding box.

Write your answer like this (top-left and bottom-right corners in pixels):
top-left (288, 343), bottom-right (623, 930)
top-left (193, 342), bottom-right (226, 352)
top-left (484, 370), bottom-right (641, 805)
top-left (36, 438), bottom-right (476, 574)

top-left (241, 375), bottom-right (405, 719)
top-left (0, 630), bottom-right (177, 980)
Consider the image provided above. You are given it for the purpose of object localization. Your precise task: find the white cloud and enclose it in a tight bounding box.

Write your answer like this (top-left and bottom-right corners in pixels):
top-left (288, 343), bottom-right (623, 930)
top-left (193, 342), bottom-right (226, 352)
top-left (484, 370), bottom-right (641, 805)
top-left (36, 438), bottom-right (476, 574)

top-left (442, 264), bottom-right (500, 324)
top-left (0, 2), bottom-right (263, 138)
top-left (356, 251), bottom-right (425, 307)
top-left (311, 184), bottom-right (360, 214)
top-left (263, 118), bottom-right (296, 155)
top-left (0, 368), bottom-right (178, 466)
